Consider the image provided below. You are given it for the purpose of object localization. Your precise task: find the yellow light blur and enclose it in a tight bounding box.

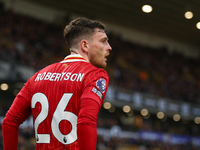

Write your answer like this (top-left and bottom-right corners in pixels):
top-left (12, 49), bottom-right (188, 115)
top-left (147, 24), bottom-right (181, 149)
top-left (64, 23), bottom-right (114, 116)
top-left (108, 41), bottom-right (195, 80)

top-left (103, 102), bottom-right (111, 109)
top-left (157, 112), bottom-right (165, 119)
top-left (123, 105), bottom-right (131, 113)
top-left (173, 114), bottom-right (181, 122)
top-left (196, 22), bottom-right (200, 29)
top-left (142, 5), bottom-right (153, 13)
top-left (1, 83), bottom-right (9, 91)
top-left (194, 117), bottom-right (200, 124)
top-left (184, 11), bottom-right (193, 19)
top-left (141, 109), bottom-right (148, 116)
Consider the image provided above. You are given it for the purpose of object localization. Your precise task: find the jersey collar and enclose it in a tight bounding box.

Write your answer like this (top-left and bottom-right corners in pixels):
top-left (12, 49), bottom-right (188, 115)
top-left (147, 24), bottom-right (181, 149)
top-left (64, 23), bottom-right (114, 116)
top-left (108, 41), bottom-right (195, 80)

top-left (60, 54), bottom-right (87, 63)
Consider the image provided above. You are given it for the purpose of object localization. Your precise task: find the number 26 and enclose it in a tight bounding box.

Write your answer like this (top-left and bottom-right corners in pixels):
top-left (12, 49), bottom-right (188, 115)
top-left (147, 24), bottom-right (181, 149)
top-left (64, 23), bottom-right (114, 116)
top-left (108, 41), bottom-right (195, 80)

top-left (31, 93), bottom-right (77, 144)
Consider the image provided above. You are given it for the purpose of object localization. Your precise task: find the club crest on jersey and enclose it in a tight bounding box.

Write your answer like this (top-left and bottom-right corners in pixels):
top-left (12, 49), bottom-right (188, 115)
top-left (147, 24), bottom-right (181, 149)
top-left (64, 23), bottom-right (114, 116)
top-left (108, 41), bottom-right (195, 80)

top-left (96, 78), bottom-right (106, 93)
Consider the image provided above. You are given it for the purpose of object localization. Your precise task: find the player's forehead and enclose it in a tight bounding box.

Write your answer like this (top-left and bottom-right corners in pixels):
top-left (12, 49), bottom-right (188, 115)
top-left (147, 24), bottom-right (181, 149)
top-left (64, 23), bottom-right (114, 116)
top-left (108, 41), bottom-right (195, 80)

top-left (96, 28), bottom-right (105, 33)
top-left (93, 28), bottom-right (108, 39)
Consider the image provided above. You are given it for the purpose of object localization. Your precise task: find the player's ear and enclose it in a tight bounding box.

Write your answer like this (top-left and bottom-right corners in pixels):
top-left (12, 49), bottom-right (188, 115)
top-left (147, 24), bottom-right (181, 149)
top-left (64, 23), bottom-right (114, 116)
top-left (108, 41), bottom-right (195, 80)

top-left (80, 40), bottom-right (89, 53)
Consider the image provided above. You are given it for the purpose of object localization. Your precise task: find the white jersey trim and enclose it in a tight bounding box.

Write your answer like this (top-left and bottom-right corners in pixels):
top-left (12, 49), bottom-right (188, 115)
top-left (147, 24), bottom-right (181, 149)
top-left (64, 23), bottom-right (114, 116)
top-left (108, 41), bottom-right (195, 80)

top-left (60, 54), bottom-right (87, 63)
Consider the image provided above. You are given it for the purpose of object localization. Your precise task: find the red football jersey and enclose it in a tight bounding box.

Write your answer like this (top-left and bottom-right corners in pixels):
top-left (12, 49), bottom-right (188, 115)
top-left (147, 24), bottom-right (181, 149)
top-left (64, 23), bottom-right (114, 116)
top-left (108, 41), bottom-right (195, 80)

top-left (3, 54), bottom-right (109, 150)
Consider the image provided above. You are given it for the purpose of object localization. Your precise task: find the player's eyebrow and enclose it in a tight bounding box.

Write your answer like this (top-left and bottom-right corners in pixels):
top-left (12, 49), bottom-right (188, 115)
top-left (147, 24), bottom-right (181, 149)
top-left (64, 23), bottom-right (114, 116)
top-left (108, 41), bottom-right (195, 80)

top-left (101, 37), bottom-right (109, 41)
top-left (97, 29), bottom-right (105, 33)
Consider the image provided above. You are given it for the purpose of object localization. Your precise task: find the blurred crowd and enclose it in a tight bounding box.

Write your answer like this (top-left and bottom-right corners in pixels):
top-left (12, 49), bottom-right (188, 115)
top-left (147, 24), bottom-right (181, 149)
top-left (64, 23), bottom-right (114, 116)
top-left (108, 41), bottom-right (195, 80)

top-left (0, 120), bottom-right (199, 150)
top-left (1, 3), bottom-right (200, 150)
top-left (0, 7), bottom-right (67, 70)
top-left (1, 7), bottom-right (200, 104)
top-left (106, 34), bottom-right (200, 104)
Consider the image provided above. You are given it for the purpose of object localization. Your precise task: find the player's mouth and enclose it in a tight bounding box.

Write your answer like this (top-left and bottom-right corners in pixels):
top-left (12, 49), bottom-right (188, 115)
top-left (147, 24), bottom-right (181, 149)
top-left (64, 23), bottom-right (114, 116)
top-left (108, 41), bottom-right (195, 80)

top-left (104, 52), bottom-right (110, 62)
top-left (105, 52), bottom-right (110, 58)
top-left (104, 55), bottom-right (109, 61)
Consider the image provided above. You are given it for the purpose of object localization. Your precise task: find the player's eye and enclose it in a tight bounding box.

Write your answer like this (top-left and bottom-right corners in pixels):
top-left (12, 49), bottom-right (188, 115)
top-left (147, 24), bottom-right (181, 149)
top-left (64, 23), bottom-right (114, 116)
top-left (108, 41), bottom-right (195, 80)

top-left (101, 37), bottom-right (108, 43)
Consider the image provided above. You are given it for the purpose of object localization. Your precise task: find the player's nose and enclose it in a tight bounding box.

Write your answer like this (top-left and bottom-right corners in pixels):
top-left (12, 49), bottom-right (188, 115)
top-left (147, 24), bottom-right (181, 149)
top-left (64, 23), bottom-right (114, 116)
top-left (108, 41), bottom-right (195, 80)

top-left (107, 43), bottom-right (112, 51)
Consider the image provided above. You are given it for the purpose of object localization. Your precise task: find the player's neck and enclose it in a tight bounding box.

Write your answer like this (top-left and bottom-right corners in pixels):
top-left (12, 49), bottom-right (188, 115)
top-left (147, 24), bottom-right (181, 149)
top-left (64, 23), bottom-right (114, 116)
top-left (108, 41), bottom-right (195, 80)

top-left (70, 52), bottom-right (90, 63)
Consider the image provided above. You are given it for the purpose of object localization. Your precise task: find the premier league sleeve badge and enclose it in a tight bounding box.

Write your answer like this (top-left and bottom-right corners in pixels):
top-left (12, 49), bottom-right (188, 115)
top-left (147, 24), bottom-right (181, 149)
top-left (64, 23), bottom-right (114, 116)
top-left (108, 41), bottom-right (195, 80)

top-left (96, 78), bottom-right (106, 93)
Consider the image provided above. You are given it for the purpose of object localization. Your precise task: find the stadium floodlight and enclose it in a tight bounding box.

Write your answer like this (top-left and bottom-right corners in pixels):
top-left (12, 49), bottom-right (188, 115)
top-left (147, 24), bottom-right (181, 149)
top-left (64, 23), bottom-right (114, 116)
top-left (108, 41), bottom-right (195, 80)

top-left (103, 102), bottom-right (111, 109)
top-left (196, 22), bottom-right (200, 29)
top-left (142, 5), bottom-right (153, 13)
top-left (194, 117), bottom-right (200, 124)
top-left (0, 83), bottom-right (9, 91)
top-left (157, 111), bottom-right (165, 119)
top-left (141, 108), bottom-right (148, 117)
top-left (184, 11), bottom-right (193, 19)
top-left (173, 114), bottom-right (181, 122)
top-left (123, 105), bottom-right (131, 113)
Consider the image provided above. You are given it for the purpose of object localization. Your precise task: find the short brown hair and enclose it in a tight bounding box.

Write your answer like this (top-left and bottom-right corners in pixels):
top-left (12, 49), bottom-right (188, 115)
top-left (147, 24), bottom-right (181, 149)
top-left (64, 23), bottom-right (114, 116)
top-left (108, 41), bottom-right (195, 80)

top-left (63, 17), bottom-right (106, 49)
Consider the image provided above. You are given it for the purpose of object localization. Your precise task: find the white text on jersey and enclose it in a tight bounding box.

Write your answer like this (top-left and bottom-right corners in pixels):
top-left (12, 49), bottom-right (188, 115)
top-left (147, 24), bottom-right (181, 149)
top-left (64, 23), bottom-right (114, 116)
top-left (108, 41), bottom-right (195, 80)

top-left (35, 72), bottom-right (85, 82)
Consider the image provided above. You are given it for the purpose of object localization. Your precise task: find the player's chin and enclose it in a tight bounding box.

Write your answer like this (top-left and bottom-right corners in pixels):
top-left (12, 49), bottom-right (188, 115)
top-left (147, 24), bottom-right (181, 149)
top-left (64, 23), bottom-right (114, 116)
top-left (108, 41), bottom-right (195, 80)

top-left (96, 62), bottom-right (107, 68)
top-left (102, 62), bottom-right (107, 68)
